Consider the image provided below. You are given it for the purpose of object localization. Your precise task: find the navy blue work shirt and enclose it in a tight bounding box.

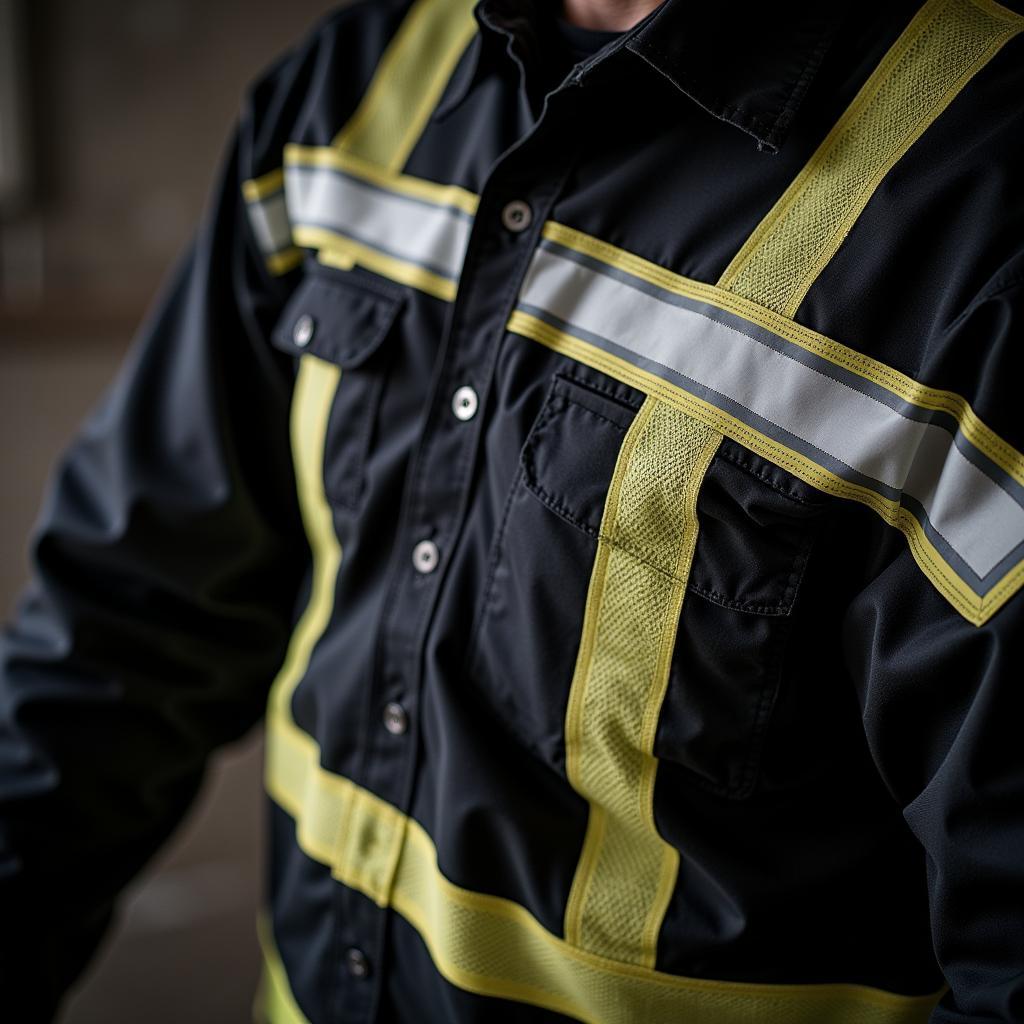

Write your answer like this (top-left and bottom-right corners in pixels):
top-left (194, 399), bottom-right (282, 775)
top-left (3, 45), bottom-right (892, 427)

top-left (2, 1), bottom-right (1023, 1022)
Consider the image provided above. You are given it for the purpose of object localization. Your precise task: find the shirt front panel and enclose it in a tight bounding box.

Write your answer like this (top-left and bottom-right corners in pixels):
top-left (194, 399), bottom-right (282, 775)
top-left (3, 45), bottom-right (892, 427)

top-left (247, 0), bottom-right (1024, 1020)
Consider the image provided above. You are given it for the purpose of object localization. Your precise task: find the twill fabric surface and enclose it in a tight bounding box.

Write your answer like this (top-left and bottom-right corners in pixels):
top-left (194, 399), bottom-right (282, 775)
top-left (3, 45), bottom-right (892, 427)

top-left (1, 1), bottom-right (1024, 1023)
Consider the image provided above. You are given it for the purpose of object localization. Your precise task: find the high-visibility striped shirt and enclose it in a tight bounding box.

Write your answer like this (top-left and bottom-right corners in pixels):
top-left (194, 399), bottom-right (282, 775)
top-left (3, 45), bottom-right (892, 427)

top-left (2, 0), bottom-right (1024, 1021)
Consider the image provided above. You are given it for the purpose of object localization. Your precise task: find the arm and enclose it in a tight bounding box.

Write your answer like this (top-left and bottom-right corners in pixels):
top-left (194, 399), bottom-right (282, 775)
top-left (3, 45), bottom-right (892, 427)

top-left (0, 108), bottom-right (304, 1020)
top-left (843, 268), bottom-right (1024, 1024)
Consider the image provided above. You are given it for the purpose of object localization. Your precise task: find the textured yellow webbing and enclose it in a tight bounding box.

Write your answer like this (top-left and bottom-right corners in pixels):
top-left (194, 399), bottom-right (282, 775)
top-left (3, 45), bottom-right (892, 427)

top-left (562, 401), bottom-right (720, 966)
top-left (266, 709), bottom-right (942, 1024)
top-left (332, 0), bottom-right (479, 172)
top-left (717, 0), bottom-right (1023, 317)
top-left (256, 912), bottom-right (312, 1024)
top-left (267, 714), bottom-right (407, 908)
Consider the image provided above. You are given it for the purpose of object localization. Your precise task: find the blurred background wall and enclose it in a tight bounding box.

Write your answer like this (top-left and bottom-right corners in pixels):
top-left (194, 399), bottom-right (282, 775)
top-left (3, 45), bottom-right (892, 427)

top-left (0, 1), bottom-right (343, 1020)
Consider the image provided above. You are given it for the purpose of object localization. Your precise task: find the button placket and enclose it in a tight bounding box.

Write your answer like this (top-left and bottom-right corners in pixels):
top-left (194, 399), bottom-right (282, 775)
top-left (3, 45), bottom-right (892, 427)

top-left (345, 94), bottom-right (584, 1022)
top-left (368, 138), bottom-right (581, 788)
top-left (326, 63), bottom-right (570, 1024)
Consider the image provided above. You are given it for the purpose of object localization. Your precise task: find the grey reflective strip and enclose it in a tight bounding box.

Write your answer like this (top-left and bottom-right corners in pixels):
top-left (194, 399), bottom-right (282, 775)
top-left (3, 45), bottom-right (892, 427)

top-left (283, 164), bottom-right (472, 282)
top-left (516, 243), bottom-right (1024, 594)
top-left (246, 191), bottom-right (292, 257)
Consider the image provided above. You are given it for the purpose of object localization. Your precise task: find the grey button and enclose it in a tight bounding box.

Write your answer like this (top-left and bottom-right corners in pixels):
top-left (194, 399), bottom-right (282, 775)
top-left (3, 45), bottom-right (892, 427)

top-left (345, 947), bottom-right (370, 979)
top-left (501, 199), bottom-right (533, 233)
top-left (412, 539), bottom-right (440, 574)
top-left (451, 385), bottom-right (479, 422)
top-left (383, 701), bottom-right (408, 736)
top-left (293, 314), bottom-right (315, 347)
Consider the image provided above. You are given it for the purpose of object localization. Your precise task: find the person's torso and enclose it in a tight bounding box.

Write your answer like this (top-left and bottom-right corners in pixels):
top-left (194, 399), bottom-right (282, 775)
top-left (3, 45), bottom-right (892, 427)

top-left (242, 1), bottom-right (1024, 1019)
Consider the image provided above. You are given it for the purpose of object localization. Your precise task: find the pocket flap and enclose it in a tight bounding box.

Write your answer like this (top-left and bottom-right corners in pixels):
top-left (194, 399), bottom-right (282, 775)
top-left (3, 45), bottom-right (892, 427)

top-left (271, 270), bottom-right (405, 367)
top-left (520, 373), bottom-right (641, 536)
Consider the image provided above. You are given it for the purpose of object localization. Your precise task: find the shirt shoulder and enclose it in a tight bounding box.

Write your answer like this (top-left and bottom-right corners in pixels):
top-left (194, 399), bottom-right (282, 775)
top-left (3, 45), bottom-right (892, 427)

top-left (239, 0), bottom-right (416, 182)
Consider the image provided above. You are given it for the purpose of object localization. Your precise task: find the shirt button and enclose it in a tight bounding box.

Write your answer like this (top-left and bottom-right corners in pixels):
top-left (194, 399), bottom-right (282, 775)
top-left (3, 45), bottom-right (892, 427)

top-left (412, 539), bottom-right (440, 574)
top-left (501, 199), bottom-right (533, 233)
top-left (345, 947), bottom-right (371, 979)
top-left (293, 314), bottom-right (315, 347)
top-left (451, 385), bottom-right (479, 421)
top-left (382, 701), bottom-right (409, 736)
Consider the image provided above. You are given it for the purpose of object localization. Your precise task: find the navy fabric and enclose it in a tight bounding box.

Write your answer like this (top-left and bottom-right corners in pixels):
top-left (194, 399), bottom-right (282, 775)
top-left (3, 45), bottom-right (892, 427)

top-left (2, 1), bottom-right (1023, 1021)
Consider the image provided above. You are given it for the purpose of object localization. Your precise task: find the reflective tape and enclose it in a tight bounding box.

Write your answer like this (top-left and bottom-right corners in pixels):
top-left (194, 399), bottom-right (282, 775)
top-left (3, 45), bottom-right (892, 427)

top-left (508, 225), bottom-right (1024, 624)
top-left (257, 912), bottom-right (312, 1024)
top-left (266, 711), bottom-right (943, 1024)
top-left (563, 401), bottom-right (720, 967)
top-left (243, 147), bottom-right (478, 299)
top-left (242, 0), bottom-right (479, 282)
top-left (246, 190), bottom-right (293, 261)
top-left (286, 147), bottom-right (475, 299)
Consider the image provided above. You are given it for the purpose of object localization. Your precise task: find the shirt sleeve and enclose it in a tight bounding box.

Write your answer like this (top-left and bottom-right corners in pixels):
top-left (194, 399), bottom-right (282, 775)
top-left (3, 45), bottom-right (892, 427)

top-left (841, 270), bottom-right (1024, 1024)
top-left (0, 100), bottom-right (305, 1018)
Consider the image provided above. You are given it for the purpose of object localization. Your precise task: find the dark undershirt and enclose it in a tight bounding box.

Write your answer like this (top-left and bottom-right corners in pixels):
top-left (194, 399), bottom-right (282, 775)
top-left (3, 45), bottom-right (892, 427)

top-left (554, 16), bottom-right (624, 63)
top-left (527, 8), bottom-right (624, 114)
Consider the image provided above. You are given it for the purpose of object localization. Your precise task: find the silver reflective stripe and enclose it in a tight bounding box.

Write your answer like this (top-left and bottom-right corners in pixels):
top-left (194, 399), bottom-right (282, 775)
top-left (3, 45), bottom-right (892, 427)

top-left (283, 163), bottom-right (472, 284)
top-left (515, 239), bottom-right (1024, 597)
top-left (246, 190), bottom-right (293, 259)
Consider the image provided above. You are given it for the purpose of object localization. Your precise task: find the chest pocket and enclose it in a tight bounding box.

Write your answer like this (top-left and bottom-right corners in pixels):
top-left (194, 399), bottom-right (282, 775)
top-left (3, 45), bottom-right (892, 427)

top-left (271, 268), bottom-right (405, 510)
top-left (466, 371), bottom-right (826, 798)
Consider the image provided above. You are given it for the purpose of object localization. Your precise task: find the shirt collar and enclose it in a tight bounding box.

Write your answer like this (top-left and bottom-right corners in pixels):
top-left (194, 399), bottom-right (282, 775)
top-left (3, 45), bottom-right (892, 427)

top-left (433, 0), bottom-right (846, 153)
top-left (625, 0), bottom-right (846, 152)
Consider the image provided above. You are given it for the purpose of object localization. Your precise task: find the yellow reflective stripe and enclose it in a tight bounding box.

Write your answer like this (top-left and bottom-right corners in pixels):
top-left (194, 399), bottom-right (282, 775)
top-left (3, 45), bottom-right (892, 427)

top-left (243, 168), bottom-right (286, 204)
top-left (294, 225), bottom-right (458, 302)
top-left (316, 249), bottom-right (357, 273)
top-left (255, 912), bottom-right (312, 1024)
top-left (266, 711), bottom-right (943, 1024)
top-left (266, 248), bottom-right (304, 276)
top-left (267, 707), bottom-right (407, 906)
top-left (509, 307), bottom-right (1023, 626)
top-left (717, 0), bottom-right (1024, 316)
top-left (285, 144), bottom-right (480, 217)
top-left (563, 400), bottom-right (720, 966)
top-left (331, 0), bottom-right (479, 172)
top-left (543, 220), bottom-right (1024, 491)
top-left (267, 351), bottom-right (407, 904)
top-left (267, 355), bottom-right (342, 727)
top-left (283, 145), bottom-right (475, 297)
top-left (243, 0), bottom-right (479, 278)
